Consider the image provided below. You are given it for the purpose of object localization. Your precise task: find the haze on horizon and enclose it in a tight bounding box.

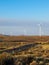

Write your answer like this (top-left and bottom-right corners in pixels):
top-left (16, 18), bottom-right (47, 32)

top-left (0, 0), bottom-right (49, 35)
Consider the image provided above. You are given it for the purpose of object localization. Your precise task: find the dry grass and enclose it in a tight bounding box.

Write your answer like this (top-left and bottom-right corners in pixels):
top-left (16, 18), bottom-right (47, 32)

top-left (0, 35), bottom-right (49, 65)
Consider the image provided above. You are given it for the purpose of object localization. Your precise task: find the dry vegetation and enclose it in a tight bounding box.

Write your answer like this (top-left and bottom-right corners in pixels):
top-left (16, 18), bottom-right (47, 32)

top-left (0, 35), bottom-right (49, 65)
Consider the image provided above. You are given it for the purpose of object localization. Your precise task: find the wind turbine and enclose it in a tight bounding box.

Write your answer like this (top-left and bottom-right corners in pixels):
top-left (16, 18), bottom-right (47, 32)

top-left (24, 29), bottom-right (26, 36)
top-left (10, 32), bottom-right (13, 36)
top-left (38, 24), bottom-right (42, 36)
top-left (2, 32), bottom-right (5, 35)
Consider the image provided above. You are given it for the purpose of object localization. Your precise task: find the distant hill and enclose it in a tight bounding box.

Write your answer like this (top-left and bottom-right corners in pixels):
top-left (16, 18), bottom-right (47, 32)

top-left (0, 34), bottom-right (49, 42)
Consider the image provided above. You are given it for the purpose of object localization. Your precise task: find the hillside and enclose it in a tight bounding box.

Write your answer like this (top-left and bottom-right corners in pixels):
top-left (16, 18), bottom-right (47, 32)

top-left (0, 35), bottom-right (49, 65)
top-left (0, 35), bottom-right (49, 42)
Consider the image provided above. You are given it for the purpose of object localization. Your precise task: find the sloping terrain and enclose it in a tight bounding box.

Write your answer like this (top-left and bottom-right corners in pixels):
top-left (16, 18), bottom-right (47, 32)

top-left (0, 35), bottom-right (49, 42)
top-left (0, 35), bottom-right (49, 65)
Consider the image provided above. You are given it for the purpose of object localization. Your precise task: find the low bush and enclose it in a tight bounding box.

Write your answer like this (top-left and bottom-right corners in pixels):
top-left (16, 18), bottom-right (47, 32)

top-left (0, 52), bottom-right (15, 65)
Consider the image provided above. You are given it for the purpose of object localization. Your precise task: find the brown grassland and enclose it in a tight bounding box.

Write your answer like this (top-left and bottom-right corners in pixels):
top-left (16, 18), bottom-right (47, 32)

top-left (0, 35), bottom-right (49, 65)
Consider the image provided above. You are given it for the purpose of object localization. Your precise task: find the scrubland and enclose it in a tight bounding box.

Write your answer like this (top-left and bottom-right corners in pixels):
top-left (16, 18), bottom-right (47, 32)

top-left (0, 35), bottom-right (49, 65)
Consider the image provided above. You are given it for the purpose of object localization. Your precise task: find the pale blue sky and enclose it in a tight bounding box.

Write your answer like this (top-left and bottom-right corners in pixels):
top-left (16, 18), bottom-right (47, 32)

top-left (0, 0), bottom-right (49, 35)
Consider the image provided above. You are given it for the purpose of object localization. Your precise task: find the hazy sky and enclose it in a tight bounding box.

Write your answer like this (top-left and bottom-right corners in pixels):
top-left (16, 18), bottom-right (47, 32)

top-left (0, 0), bottom-right (49, 35)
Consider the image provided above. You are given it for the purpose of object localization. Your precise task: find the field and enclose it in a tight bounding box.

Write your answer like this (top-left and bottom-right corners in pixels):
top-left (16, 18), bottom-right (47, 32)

top-left (0, 35), bottom-right (49, 65)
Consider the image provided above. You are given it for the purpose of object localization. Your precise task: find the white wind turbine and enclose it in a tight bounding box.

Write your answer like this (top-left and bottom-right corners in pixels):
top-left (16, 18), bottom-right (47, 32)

top-left (2, 32), bottom-right (5, 35)
top-left (24, 29), bottom-right (26, 36)
top-left (38, 24), bottom-right (42, 36)
top-left (10, 32), bottom-right (13, 36)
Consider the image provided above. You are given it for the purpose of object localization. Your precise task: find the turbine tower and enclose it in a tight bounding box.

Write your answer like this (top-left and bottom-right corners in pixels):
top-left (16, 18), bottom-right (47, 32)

top-left (10, 32), bottom-right (13, 36)
top-left (2, 32), bottom-right (4, 35)
top-left (38, 24), bottom-right (42, 36)
top-left (24, 29), bottom-right (26, 36)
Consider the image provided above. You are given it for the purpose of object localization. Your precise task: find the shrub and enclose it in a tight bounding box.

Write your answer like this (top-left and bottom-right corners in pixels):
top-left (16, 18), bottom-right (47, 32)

top-left (0, 52), bottom-right (15, 65)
